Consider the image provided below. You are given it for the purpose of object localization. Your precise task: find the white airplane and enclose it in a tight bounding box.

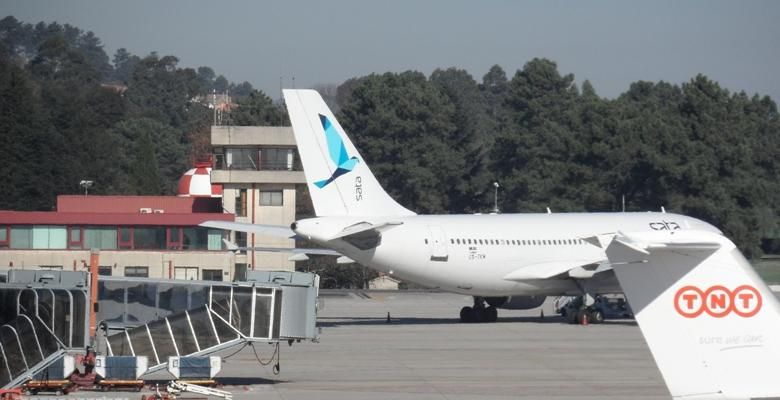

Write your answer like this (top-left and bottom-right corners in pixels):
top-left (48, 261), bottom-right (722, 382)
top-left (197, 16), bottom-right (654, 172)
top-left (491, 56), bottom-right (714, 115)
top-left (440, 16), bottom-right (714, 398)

top-left (205, 89), bottom-right (780, 399)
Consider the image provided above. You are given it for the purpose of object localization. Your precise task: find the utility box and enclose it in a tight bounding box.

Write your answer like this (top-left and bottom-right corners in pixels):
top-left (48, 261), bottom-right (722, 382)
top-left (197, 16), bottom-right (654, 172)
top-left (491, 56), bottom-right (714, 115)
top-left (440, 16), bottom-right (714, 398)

top-left (95, 356), bottom-right (148, 380)
top-left (168, 356), bottom-right (222, 379)
top-left (33, 355), bottom-right (76, 380)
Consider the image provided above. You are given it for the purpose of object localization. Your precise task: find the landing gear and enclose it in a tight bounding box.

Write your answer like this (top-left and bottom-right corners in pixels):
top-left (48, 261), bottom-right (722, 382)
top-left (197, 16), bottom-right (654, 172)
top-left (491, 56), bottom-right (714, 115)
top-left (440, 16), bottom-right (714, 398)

top-left (564, 291), bottom-right (605, 325)
top-left (459, 297), bottom-right (498, 323)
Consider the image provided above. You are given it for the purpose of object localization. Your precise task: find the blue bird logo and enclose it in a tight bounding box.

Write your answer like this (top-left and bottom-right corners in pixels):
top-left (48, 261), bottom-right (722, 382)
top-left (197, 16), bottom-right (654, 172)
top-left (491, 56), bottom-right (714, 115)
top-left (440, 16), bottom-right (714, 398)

top-left (314, 114), bottom-right (359, 188)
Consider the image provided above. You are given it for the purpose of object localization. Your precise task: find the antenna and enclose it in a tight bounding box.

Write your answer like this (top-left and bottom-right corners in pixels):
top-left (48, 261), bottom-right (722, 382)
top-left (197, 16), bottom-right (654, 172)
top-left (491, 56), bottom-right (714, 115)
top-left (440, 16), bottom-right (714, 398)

top-left (492, 182), bottom-right (500, 213)
top-left (279, 76), bottom-right (284, 127)
top-left (661, 206), bottom-right (666, 213)
top-left (622, 195), bottom-right (626, 212)
top-left (225, 88), bottom-right (230, 126)
top-left (212, 89), bottom-right (217, 126)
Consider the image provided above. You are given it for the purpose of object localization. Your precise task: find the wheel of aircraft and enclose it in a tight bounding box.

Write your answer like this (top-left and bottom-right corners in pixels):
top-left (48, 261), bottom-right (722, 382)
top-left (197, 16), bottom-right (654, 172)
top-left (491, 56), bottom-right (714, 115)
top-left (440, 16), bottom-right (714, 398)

top-left (460, 306), bottom-right (474, 323)
top-left (565, 308), bottom-right (577, 324)
top-left (485, 306), bottom-right (498, 323)
top-left (588, 309), bottom-right (604, 324)
top-left (459, 301), bottom-right (499, 323)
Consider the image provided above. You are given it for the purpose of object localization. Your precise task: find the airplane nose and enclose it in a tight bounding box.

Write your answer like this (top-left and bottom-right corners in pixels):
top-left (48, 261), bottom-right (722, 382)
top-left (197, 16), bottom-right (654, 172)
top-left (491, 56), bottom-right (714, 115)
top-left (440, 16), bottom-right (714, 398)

top-left (290, 222), bottom-right (298, 231)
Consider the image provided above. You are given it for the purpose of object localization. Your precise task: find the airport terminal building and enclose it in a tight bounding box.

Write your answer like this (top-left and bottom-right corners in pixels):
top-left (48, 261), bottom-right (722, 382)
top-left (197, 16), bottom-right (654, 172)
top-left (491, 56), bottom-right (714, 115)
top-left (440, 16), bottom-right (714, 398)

top-left (0, 126), bottom-right (303, 280)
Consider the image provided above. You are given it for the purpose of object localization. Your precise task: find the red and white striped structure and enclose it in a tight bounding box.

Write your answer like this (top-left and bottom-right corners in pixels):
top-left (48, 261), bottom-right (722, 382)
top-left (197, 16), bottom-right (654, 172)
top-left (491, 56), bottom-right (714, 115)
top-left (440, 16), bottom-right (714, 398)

top-left (177, 162), bottom-right (223, 198)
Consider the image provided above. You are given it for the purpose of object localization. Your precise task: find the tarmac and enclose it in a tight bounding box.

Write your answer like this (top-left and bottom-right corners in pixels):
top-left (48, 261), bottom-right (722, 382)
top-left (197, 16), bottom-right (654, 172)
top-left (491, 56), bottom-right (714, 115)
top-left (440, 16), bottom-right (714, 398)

top-left (53, 289), bottom-right (780, 400)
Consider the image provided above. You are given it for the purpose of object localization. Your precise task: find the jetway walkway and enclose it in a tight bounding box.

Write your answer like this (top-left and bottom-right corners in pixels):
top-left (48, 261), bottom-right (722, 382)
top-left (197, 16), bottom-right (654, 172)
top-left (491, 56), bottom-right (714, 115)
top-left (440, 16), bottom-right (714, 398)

top-left (0, 268), bottom-right (319, 389)
top-left (0, 271), bottom-right (90, 388)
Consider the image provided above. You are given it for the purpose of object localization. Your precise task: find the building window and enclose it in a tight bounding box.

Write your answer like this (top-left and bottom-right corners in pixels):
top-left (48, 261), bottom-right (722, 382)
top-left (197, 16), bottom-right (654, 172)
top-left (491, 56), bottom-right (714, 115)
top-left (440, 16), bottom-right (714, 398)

top-left (0, 225), bottom-right (8, 249)
top-left (226, 148), bottom-right (259, 170)
top-left (26, 226), bottom-right (66, 249)
top-left (133, 227), bottom-right (166, 250)
top-left (119, 227), bottom-right (133, 249)
top-left (207, 230), bottom-right (223, 251)
top-left (68, 226), bottom-right (83, 249)
top-left (202, 269), bottom-right (223, 282)
top-left (259, 148), bottom-right (293, 170)
top-left (168, 227), bottom-right (183, 250)
top-left (10, 226), bottom-right (32, 249)
top-left (84, 227), bottom-right (118, 250)
top-left (125, 266), bottom-right (149, 278)
top-left (213, 148), bottom-right (225, 169)
top-left (236, 231), bottom-right (247, 248)
top-left (236, 189), bottom-right (248, 217)
top-left (174, 266), bottom-right (198, 280)
top-left (183, 228), bottom-right (208, 250)
top-left (259, 191), bottom-right (283, 206)
top-left (98, 265), bottom-right (112, 276)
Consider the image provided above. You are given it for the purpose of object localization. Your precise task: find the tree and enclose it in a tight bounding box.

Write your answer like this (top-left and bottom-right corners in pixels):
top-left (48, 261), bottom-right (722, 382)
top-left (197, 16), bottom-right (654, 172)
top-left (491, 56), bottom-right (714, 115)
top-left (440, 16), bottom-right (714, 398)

top-left (129, 130), bottom-right (163, 195)
top-left (29, 36), bottom-right (127, 196)
top-left (337, 71), bottom-right (459, 213)
top-left (492, 58), bottom-right (584, 212)
top-left (0, 48), bottom-right (62, 210)
top-left (112, 48), bottom-right (140, 83)
top-left (111, 117), bottom-right (187, 194)
top-left (430, 67), bottom-right (494, 212)
top-left (230, 89), bottom-right (283, 126)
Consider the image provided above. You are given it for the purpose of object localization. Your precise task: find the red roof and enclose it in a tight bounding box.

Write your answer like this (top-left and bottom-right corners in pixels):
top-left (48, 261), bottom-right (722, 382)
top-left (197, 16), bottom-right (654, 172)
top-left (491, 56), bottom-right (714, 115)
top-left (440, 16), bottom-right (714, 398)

top-left (57, 195), bottom-right (220, 213)
top-left (0, 211), bottom-right (233, 226)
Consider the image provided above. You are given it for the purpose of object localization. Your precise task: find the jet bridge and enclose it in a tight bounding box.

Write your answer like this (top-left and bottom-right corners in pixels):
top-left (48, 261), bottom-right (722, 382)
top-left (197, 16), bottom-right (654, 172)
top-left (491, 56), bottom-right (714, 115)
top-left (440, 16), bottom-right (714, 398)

top-left (0, 270), bottom-right (89, 389)
top-left (0, 268), bottom-right (319, 389)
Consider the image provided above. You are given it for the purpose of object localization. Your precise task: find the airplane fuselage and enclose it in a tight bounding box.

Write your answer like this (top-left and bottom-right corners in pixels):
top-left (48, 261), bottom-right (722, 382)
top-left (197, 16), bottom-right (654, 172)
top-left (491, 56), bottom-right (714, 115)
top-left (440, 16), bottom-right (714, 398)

top-left (294, 212), bottom-right (722, 296)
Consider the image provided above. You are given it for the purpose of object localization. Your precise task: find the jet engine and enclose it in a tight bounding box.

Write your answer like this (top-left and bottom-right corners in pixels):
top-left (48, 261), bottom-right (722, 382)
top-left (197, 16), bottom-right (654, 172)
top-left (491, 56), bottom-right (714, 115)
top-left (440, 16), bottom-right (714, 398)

top-left (485, 296), bottom-right (546, 310)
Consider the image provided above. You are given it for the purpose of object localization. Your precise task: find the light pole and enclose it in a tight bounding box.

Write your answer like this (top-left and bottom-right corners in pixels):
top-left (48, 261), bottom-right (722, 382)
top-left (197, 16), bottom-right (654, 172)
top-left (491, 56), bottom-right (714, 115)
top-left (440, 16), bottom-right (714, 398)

top-left (492, 182), bottom-right (500, 214)
top-left (80, 180), bottom-right (94, 196)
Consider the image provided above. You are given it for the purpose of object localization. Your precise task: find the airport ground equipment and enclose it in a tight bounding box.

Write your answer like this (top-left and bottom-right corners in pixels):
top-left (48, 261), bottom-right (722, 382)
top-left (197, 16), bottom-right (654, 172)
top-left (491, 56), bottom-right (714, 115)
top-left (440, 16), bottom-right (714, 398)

top-left (0, 388), bottom-right (21, 400)
top-left (0, 267), bottom-right (320, 389)
top-left (166, 380), bottom-right (232, 400)
top-left (555, 294), bottom-right (633, 324)
top-left (23, 379), bottom-right (72, 395)
top-left (22, 354), bottom-right (77, 394)
top-left (167, 356), bottom-right (221, 386)
top-left (93, 355), bottom-right (148, 391)
top-left (142, 381), bottom-right (233, 400)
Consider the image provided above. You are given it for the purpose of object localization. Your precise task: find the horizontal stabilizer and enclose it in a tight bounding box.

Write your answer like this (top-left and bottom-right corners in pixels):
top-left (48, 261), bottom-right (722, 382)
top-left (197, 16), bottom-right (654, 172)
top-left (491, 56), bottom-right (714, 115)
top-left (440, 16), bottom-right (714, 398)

top-left (503, 259), bottom-right (608, 281)
top-left (326, 221), bottom-right (403, 241)
top-left (200, 220), bottom-right (296, 238)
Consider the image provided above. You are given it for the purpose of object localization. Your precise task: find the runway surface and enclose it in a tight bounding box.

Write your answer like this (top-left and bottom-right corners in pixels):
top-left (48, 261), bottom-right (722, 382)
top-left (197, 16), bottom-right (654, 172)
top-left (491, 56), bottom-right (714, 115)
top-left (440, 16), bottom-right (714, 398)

top-left (151, 291), bottom-right (667, 400)
top-left (62, 289), bottom-right (780, 400)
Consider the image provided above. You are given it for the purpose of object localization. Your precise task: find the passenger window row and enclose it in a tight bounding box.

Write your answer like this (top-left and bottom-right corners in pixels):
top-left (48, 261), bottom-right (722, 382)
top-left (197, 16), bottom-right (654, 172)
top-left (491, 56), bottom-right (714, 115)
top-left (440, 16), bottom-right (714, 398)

top-left (448, 238), bottom-right (586, 246)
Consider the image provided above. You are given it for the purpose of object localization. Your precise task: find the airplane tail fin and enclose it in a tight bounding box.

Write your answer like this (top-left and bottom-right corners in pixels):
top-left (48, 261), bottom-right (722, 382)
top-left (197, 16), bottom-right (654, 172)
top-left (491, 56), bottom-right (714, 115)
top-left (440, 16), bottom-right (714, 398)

top-left (283, 89), bottom-right (415, 217)
top-left (600, 230), bottom-right (780, 399)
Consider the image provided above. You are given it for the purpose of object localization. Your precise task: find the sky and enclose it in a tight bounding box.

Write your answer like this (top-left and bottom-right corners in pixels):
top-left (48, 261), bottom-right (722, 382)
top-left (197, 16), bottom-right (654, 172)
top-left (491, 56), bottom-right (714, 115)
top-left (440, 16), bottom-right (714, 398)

top-left (4, 0), bottom-right (780, 100)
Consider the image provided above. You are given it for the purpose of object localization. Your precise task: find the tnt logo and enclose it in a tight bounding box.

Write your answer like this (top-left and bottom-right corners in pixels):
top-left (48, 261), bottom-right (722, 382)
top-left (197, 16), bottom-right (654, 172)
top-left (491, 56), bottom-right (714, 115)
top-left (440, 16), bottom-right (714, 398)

top-left (674, 285), bottom-right (762, 318)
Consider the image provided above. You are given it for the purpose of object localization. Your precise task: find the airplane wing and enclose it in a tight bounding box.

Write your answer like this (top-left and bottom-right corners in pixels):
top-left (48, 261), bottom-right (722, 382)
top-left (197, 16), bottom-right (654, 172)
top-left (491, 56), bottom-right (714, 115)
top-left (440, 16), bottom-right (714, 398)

top-left (200, 220), bottom-right (297, 238)
top-left (502, 259), bottom-right (610, 281)
top-left (222, 239), bottom-right (342, 256)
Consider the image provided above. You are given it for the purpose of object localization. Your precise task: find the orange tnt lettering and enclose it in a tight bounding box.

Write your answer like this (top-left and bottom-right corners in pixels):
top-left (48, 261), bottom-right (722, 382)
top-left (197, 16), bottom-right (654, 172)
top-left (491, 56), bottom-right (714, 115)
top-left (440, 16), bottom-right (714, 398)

top-left (673, 285), bottom-right (762, 318)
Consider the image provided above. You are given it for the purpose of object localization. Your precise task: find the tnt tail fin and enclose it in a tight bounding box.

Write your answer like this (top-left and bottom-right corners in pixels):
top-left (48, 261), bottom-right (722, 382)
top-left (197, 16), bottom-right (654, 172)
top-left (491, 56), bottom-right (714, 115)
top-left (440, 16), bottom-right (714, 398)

top-left (284, 89), bottom-right (415, 217)
top-left (598, 230), bottom-right (780, 400)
